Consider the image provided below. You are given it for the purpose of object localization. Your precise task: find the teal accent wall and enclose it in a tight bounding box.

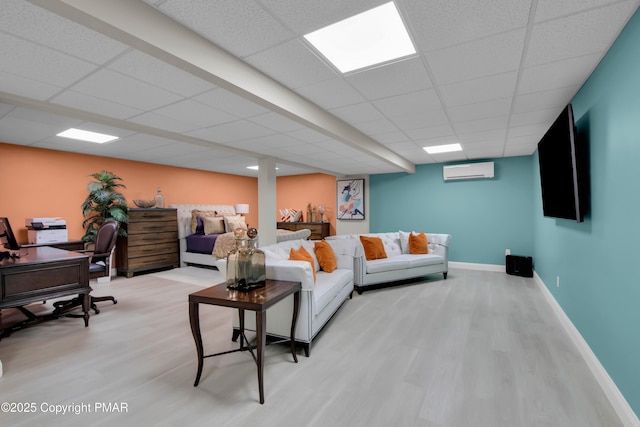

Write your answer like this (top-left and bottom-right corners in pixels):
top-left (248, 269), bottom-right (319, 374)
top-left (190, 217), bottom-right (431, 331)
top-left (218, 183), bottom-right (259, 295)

top-left (370, 157), bottom-right (533, 265)
top-left (533, 8), bottom-right (640, 416)
top-left (370, 9), bottom-right (640, 417)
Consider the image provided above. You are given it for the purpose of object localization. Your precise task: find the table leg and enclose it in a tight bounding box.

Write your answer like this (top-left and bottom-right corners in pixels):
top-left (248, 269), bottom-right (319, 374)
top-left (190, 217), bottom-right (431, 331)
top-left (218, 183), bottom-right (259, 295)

top-left (256, 310), bottom-right (266, 404)
top-left (238, 308), bottom-right (245, 350)
top-left (290, 290), bottom-right (300, 363)
top-left (81, 293), bottom-right (90, 327)
top-left (189, 302), bottom-right (204, 387)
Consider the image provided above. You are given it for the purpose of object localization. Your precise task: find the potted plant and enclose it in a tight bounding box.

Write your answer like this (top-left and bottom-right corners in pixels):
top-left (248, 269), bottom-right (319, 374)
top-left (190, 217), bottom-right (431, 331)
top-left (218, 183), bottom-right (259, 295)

top-left (81, 170), bottom-right (129, 243)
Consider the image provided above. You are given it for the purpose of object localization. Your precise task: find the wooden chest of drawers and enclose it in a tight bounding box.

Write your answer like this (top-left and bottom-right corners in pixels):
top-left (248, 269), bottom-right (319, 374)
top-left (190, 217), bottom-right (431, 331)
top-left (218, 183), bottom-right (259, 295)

top-left (116, 208), bottom-right (178, 277)
top-left (277, 222), bottom-right (330, 240)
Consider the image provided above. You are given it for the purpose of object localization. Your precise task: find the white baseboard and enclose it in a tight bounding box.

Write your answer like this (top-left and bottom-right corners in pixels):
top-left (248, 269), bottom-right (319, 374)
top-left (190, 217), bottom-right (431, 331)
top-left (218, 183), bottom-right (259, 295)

top-left (449, 261), bottom-right (504, 272)
top-left (533, 271), bottom-right (640, 427)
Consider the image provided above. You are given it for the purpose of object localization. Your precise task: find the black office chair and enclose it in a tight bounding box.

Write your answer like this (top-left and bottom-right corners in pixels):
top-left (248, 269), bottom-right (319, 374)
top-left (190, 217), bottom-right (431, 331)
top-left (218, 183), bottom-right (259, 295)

top-left (53, 220), bottom-right (119, 315)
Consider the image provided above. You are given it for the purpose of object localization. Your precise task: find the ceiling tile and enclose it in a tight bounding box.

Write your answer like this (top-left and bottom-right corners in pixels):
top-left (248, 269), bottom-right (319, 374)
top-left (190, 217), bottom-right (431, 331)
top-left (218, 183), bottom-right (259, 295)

top-left (329, 102), bottom-right (386, 124)
top-left (248, 112), bottom-right (306, 133)
top-left (403, 0), bottom-right (530, 51)
top-left (0, 71), bottom-right (61, 101)
top-left (427, 29), bottom-right (526, 86)
top-left (51, 90), bottom-right (143, 119)
top-left (195, 88), bottom-right (269, 119)
top-left (187, 120), bottom-right (277, 144)
top-left (390, 109), bottom-right (450, 131)
top-left (0, 33), bottom-right (97, 88)
top-left (1, 0), bottom-right (128, 64)
top-left (525, 1), bottom-right (639, 67)
top-left (258, 0), bottom-right (388, 34)
top-left (440, 72), bottom-right (518, 107)
top-left (108, 50), bottom-right (215, 97)
top-left (151, 99), bottom-right (237, 128)
top-left (519, 54), bottom-right (601, 94)
top-left (372, 89), bottom-right (442, 118)
top-left (447, 98), bottom-right (513, 123)
top-left (70, 69), bottom-right (183, 111)
top-left (295, 78), bottom-right (366, 110)
top-left (512, 86), bottom-right (579, 114)
top-left (534, 0), bottom-right (636, 23)
top-left (150, 0), bottom-right (294, 57)
top-left (345, 56), bottom-right (433, 100)
top-left (245, 39), bottom-right (337, 89)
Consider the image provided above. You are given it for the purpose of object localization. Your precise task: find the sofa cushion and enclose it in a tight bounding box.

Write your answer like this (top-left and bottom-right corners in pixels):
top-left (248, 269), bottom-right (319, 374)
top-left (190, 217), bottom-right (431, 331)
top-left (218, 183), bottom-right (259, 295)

top-left (409, 232), bottom-right (428, 254)
top-left (313, 269), bottom-right (352, 315)
top-left (289, 246), bottom-right (316, 282)
top-left (366, 257), bottom-right (410, 274)
top-left (360, 236), bottom-right (387, 260)
top-left (402, 254), bottom-right (444, 268)
top-left (314, 240), bottom-right (337, 273)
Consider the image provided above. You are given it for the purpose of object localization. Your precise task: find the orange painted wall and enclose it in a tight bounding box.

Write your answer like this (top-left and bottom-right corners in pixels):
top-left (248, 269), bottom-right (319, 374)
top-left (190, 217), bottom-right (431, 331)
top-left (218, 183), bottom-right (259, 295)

top-left (0, 143), bottom-right (258, 242)
top-left (276, 173), bottom-right (336, 235)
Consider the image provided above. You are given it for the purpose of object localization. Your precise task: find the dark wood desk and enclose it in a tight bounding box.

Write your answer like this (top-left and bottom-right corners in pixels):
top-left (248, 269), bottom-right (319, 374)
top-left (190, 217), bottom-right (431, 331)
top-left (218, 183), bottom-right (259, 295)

top-left (21, 240), bottom-right (85, 251)
top-left (189, 280), bottom-right (301, 404)
top-left (0, 246), bottom-right (90, 337)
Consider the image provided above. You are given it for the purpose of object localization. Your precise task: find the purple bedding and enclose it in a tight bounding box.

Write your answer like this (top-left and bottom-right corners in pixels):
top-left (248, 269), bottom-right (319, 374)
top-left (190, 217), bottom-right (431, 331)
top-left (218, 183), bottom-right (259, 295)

top-left (186, 233), bottom-right (221, 254)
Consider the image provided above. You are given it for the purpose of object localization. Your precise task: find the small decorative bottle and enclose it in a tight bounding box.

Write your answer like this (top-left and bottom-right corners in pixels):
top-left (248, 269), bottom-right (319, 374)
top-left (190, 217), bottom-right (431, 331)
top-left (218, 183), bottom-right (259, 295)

top-left (154, 187), bottom-right (165, 208)
top-left (226, 228), bottom-right (266, 291)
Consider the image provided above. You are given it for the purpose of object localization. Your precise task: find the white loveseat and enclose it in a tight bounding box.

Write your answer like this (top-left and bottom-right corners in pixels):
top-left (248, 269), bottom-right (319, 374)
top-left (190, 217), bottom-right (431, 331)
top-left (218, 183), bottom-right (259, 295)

top-left (328, 232), bottom-right (452, 294)
top-left (219, 238), bottom-right (358, 356)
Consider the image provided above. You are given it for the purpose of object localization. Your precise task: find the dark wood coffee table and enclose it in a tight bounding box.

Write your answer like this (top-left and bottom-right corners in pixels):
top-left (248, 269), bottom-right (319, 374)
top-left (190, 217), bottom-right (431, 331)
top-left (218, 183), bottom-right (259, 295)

top-left (188, 279), bottom-right (301, 404)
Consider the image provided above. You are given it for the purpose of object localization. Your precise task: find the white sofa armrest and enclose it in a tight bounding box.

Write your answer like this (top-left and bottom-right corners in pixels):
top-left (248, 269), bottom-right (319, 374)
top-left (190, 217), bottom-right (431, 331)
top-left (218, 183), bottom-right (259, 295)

top-left (266, 260), bottom-right (316, 291)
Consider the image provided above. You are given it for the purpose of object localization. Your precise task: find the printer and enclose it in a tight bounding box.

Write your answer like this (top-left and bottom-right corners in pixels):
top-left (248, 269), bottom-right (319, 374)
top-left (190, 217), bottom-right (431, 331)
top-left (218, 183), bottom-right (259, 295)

top-left (25, 217), bottom-right (68, 244)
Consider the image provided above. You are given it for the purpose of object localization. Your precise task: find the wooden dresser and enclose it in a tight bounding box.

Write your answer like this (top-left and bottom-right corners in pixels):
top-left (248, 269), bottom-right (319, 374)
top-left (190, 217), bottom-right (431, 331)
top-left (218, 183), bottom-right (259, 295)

top-left (116, 208), bottom-right (178, 277)
top-left (277, 222), bottom-right (330, 240)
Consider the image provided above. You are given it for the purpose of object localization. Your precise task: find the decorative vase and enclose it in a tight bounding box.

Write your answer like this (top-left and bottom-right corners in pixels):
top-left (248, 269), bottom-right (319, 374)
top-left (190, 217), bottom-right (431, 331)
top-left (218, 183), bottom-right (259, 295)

top-left (154, 187), bottom-right (165, 208)
top-left (226, 228), bottom-right (266, 291)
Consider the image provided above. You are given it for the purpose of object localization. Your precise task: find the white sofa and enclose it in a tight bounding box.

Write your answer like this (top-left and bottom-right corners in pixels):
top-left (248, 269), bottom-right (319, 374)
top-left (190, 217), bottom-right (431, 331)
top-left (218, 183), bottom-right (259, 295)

top-left (328, 232), bottom-right (452, 294)
top-left (219, 238), bottom-right (358, 356)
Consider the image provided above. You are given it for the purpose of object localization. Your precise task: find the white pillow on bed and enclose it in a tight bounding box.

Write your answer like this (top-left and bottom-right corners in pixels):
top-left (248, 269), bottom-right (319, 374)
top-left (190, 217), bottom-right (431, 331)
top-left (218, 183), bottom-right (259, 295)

top-left (224, 215), bottom-right (247, 232)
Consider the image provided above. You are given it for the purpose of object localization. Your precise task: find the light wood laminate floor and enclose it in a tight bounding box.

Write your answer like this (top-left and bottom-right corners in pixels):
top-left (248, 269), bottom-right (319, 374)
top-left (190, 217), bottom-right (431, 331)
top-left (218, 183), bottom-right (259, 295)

top-left (0, 267), bottom-right (623, 426)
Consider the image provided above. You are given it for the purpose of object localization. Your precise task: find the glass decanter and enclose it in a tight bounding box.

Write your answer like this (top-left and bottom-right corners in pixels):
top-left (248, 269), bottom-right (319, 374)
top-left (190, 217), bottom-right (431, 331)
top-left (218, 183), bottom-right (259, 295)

top-left (154, 187), bottom-right (165, 208)
top-left (226, 227), bottom-right (266, 291)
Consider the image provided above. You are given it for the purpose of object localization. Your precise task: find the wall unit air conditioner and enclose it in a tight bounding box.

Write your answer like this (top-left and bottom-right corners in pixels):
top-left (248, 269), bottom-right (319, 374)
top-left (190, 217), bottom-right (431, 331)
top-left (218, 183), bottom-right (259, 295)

top-left (443, 161), bottom-right (494, 181)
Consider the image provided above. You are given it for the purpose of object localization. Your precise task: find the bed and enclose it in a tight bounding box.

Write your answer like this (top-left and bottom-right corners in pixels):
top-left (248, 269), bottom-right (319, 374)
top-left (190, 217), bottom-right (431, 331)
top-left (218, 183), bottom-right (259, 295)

top-left (169, 204), bottom-right (311, 268)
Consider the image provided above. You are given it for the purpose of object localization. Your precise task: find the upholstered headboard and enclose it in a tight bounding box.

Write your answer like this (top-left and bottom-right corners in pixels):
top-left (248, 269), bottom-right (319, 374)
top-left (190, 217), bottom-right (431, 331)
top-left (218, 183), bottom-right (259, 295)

top-left (169, 204), bottom-right (235, 239)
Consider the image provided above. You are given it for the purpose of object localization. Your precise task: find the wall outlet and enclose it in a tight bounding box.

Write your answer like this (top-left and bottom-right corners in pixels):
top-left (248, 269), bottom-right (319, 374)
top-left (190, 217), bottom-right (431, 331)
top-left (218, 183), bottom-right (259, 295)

top-left (556, 276), bottom-right (560, 288)
top-left (505, 249), bottom-right (511, 256)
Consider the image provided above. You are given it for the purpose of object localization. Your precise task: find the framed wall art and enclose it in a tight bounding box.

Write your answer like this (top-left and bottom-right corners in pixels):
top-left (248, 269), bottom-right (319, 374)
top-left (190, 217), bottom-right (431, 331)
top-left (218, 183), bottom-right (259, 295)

top-left (337, 178), bottom-right (365, 220)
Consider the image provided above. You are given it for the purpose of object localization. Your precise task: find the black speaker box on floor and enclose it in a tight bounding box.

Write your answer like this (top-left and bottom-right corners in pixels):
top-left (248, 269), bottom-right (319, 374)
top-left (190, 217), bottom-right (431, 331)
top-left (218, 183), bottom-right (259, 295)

top-left (506, 255), bottom-right (533, 277)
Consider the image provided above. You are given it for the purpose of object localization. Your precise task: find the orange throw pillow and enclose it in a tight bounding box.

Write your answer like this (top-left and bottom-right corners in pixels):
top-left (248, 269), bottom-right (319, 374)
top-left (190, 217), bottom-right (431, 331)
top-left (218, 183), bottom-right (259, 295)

top-left (289, 246), bottom-right (316, 282)
top-left (359, 236), bottom-right (387, 260)
top-left (314, 240), bottom-right (337, 273)
top-left (409, 232), bottom-right (429, 254)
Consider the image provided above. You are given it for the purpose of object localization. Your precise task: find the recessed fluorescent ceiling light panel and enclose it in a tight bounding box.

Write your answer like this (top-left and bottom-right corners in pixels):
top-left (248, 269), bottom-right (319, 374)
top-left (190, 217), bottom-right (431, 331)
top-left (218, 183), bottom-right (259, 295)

top-left (57, 128), bottom-right (119, 143)
top-left (247, 166), bottom-right (279, 170)
top-left (423, 143), bottom-right (463, 154)
top-left (304, 2), bottom-right (416, 73)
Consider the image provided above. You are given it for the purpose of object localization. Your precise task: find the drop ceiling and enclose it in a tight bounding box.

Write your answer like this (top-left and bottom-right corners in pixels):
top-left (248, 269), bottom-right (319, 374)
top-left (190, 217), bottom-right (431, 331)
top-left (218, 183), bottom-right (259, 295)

top-left (0, 0), bottom-right (637, 177)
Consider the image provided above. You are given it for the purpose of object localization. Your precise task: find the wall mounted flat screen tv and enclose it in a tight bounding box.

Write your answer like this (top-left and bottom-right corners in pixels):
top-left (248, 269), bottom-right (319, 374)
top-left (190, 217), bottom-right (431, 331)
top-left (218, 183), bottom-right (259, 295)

top-left (537, 104), bottom-right (589, 222)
